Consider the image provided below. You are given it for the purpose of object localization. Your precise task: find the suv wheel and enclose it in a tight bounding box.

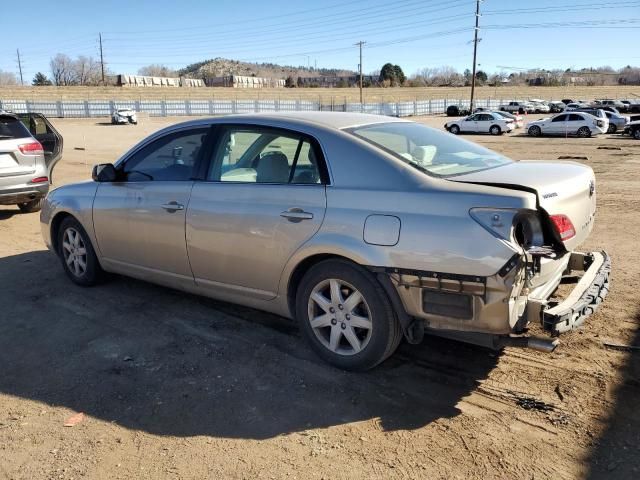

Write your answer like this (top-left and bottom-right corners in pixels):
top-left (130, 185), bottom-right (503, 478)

top-left (296, 260), bottom-right (402, 371)
top-left (17, 197), bottom-right (44, 213)
top-left (57, 217), bottom-right (104, 286)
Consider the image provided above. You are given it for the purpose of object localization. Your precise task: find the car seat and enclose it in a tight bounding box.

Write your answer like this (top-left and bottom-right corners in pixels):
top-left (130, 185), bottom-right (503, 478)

top-left (411, 145), bottom-right (437, 167)
top-left (256, 151), bottom-right (290, 183)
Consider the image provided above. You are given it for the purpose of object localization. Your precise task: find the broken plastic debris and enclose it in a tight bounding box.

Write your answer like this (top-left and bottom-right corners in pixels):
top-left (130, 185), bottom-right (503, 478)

top-left (64, 412), bottom-right (85, 427)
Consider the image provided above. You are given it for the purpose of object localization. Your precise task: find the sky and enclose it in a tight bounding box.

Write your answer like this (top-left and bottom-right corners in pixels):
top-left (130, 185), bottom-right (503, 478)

top-left (1, 0), bottom-right (639, 83)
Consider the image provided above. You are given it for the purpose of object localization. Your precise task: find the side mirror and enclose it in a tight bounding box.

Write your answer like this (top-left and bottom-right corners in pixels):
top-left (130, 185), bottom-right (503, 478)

top-left (92, 163), bottom-right (117, 182)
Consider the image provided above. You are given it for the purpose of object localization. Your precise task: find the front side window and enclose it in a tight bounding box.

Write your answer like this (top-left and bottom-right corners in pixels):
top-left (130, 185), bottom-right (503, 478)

top-left (122, 128), bottom-right (208, 181)
top-left (209, 127), bottom-right (322, 184)
top-left (347, 122), bottom-right (512, 178)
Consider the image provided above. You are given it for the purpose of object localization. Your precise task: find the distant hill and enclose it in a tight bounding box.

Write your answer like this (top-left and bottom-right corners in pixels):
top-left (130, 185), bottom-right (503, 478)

top-left (178, 57), bottom-right (356, 79)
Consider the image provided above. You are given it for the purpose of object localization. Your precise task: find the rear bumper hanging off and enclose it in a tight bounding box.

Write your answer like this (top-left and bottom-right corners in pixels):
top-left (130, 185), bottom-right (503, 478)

top-left (542, 251), bottom-right (611, 335)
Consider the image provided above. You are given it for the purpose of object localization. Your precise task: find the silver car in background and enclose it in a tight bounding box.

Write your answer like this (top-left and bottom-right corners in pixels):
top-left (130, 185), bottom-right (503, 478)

top-left (1, 112), bottom-right (62, 213)
top-left (40, 112), bottom-right (610, 370)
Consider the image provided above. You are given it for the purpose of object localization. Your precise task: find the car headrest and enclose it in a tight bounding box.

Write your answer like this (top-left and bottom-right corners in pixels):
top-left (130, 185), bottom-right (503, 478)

top-left (256, 152), bottom-right (290, 183)
top-left (411, 145), bottom-right (437, 166)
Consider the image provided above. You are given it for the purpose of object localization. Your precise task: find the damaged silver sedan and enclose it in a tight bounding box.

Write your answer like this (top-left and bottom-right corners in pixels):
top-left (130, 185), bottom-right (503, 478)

top-left (40, 112), bottom-right (610, 370)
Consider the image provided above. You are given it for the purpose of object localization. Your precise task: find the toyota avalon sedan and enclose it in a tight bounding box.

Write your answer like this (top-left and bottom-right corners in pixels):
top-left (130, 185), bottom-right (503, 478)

top-left (40, 112), bottom-right (610, 370)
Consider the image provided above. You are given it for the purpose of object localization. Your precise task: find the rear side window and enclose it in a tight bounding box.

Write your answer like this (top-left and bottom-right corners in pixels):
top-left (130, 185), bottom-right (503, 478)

top-left (0, 117), bottom-right (31, 139)
top-left (568, 114), bottom-right (584, 121)
top-left (208, 126), bottom-right (325, 184)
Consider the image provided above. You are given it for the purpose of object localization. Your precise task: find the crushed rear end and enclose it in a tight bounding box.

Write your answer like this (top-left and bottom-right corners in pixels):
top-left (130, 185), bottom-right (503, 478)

top-left (448, 160), bottom-right (610, 349)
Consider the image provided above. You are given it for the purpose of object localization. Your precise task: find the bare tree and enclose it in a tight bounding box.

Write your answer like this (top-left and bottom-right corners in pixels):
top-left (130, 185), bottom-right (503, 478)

top-left (137, 64), bottom-right (177, 77)
top-left (0, 69), bottom-right (19, 86)
top-left (74, 56), bottom-right (101, 85)
top-left (50, 54), bottom-right (75, 86)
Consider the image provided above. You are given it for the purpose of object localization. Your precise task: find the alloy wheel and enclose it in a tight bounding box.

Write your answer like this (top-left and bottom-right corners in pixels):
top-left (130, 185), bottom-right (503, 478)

top-left (307, 278), bottom-right (373, 356)
top-left (62, 227), bottom-right (88, 277)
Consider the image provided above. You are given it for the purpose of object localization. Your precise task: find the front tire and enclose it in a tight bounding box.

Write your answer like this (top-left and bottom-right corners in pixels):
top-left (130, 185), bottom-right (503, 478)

top-left (449, 125), bottom-right (460, 135)
top-left (57, 217), bottom-right (104, 286)
top-left (296, 259), bottom-right (402, 371)
top-left (634, 128), bottom-right (640, 140)
top-left (577, 126), bottom-right (591, 138)
top-left (17, 197), bottom-right (44, 213)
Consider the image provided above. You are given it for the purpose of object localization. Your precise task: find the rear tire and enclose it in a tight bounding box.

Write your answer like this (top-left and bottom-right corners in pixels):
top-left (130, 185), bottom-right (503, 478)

top-left (57, 217), bottom-right (104, 286)
top-left (296, 259), bottom-right (402, 371)
top-left (577, 126), bottom-right (591, 138)
top-left (490, 125), bottom-right (501, 135)
top-left (17, 197), bottom-right (44, 213)
top-left (607, 124), bottom-right (617, 134)
top-left (528, 125), bottom-right (542, 137)
top-left (449, 125), bottom-right (460, 135)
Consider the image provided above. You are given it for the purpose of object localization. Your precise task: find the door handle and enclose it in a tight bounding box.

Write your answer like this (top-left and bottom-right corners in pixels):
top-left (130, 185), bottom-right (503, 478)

top-left (280, 208), bottom-right (313, 222)
top-left (161, 201), bottom-right (184, 212)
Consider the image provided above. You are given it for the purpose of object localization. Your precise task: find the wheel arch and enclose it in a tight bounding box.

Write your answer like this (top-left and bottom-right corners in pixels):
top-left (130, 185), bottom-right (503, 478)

top-left (285, 253), bottom-right (361, 318)
top-left (50, 211), bottom-right (75, 255)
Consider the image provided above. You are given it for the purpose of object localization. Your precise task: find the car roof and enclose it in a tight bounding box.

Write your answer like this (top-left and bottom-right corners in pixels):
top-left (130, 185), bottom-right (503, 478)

top-left (165, 111), bottom-right (410, 131)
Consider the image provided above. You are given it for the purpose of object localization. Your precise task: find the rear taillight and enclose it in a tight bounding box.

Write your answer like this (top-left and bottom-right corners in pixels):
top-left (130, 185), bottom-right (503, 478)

top-left (550, 214), bottom-right (576, 241)
top-left (29, 176), bottom-right (48, 184)
top-left (18, 141), bottom-right (44, 155)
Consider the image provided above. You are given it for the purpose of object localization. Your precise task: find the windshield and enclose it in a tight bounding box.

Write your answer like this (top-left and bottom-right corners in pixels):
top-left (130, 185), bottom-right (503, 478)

top-left (346, 122), bottom-right (513, 177)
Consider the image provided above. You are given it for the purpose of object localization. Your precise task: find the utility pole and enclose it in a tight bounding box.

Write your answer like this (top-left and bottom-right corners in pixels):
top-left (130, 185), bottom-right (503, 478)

top-left (469, 0), bottom-right (481, 112)
top-left (355, 41), bottom-right (365, 103)
top-left (99, 33), bottom-right (105, 84)
top-left (16, 49), bottom-right (24, 86)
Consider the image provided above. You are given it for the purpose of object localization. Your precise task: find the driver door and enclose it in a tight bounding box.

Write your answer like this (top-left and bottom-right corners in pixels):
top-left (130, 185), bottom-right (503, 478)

top-left (549, 114), bottom-right (568, 135)
top-left (92, 126), bottom-right (210, 288)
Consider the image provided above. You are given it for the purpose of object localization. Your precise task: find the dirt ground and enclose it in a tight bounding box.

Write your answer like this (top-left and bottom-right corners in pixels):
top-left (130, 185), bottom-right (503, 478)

top-left (0, 115), bottom-right (638, 480)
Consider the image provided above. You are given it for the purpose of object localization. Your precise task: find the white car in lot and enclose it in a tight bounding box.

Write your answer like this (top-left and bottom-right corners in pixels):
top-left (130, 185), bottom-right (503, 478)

top-left (565, 102), bottom-right (590, 111)
top-left (526, 112), bottom-right (607, 138)
top-left (111, 108), bottom-right (138, 125)
top-left (445, 112), bottom-right (515, 135)
top-left (499, 101), bottom-right (535, 114)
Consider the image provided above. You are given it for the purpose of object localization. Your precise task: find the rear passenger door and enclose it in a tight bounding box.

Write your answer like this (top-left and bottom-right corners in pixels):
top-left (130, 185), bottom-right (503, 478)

top-left (566, 114), bottom-right (584, 135)
top-left (186, 125), bottom-right (327, 300)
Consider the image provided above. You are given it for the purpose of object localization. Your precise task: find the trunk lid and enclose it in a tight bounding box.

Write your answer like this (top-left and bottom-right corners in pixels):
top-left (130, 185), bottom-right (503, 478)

top-left (0, 138), bottom-right (36, 177)
top-left (450, 160), bottom-right (596, 250)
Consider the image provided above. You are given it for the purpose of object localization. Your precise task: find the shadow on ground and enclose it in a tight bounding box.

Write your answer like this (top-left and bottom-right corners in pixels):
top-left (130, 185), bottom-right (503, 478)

top-left (0, 250), bottom-right (499, 440)
top-left (0, 207), bottom-right (21, 220)
top-left (586, 310), bottom-right (640, 479)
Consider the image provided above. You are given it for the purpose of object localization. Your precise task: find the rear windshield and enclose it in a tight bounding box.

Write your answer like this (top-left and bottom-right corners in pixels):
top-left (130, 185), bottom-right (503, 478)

top-left (0, 116), bottom-right (31, 140)
top-left (346, 122), bottom-right (512, 177)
